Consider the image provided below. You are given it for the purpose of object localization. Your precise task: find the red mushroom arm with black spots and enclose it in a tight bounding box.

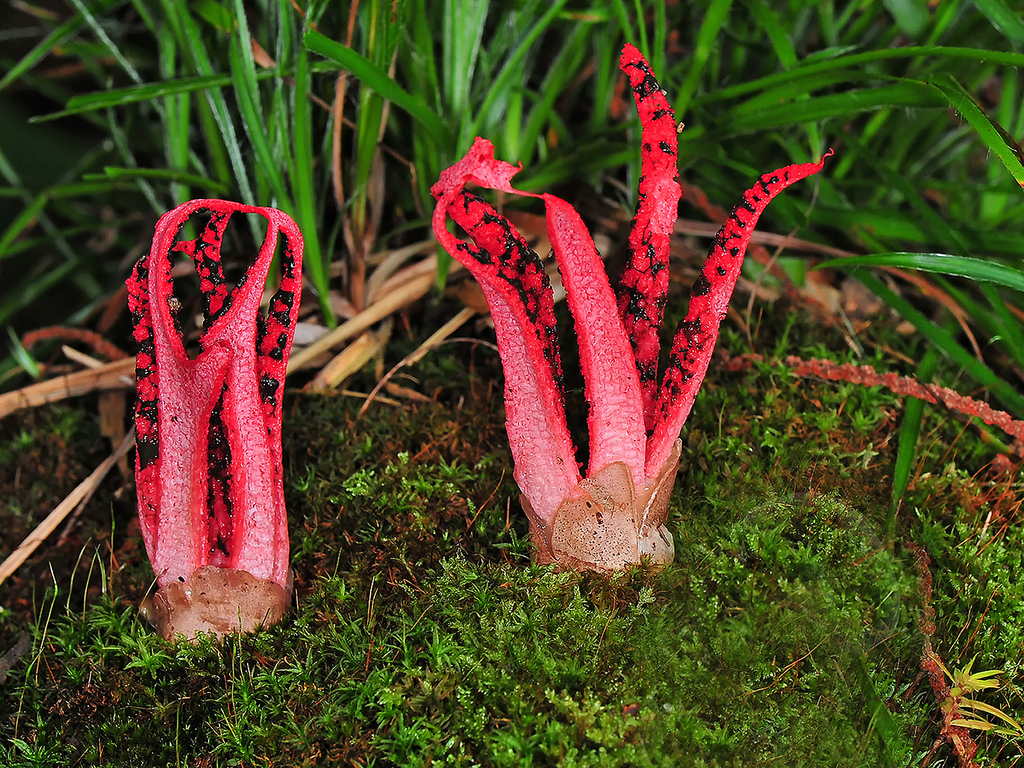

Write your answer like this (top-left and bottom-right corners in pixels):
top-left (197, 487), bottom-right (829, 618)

top-left (616, 43), bottom-right (682, 432)
top-left (126, 199), bottom-right (303, 641)
top-left (431, 141), bottom-right (580, 528)
top-left (171, 209), bottom-right (233, 318)
top-left (644, 153), bottom-right (833, 475)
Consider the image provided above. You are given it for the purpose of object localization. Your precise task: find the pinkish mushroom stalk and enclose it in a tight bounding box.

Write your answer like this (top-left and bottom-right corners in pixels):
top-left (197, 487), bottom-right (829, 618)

top-left (126, 199), bottom-right (303, 640)
top-left (431, 44), bottom-right (830, 571)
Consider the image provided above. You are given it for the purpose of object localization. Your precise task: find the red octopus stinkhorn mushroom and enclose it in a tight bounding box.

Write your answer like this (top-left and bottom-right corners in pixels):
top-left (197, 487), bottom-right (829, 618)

top-left (431, 44), bottom-right (830, 571)
top-left (126, 199), bottom-right (303, 639)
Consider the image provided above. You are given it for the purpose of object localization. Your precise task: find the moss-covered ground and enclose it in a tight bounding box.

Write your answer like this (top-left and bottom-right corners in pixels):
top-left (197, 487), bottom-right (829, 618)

top-left (2, 302), bottom-right (1023, 766)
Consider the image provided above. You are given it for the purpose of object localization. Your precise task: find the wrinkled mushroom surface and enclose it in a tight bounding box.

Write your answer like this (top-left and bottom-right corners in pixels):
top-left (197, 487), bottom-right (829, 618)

top-left (127, 199), bottom-right (303, 638)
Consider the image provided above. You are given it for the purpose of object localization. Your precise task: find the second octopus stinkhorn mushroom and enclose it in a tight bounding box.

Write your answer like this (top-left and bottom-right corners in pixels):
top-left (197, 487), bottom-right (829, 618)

top-left (431, 44), bottom-right (830, 571)
top-left (126, 199), bottom-right (303, 640)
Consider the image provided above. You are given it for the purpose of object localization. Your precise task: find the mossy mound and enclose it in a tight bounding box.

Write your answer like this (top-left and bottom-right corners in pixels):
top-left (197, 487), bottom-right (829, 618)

top-left (2, 306), bottom-right (1023, 766)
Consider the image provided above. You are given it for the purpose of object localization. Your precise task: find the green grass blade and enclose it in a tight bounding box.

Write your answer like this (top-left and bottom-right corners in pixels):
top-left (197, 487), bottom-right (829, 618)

top-left (817, 253), bottom-right (1024, 293)
top-left (747, 2), bottom-right (798, 69)
top-left (442, 0), bottom-right (487, 122)
top-left (935, 277), bottom-right (1012, 356)
top-left (971, 0), bottom-right (1024, 44)
top-left (0, 193), bottom-right (49, 257)
top-left (104, 106), bottom-right (161, 212)
top-left (469, 0), bottom-right (572, 149)
top-left (0, 148), bottom-right (97, 264)
top-left (979, 283), bottom-right (1024, 373)
top-left (161, 0), bottom-right (255, 208)
top-left (304, 30), bottom-right (451, 146)
top-left (158, 21), bottom-right (191, 206)
top-left (724, 82), bottom-right (946, 133)
top-left (851, 145), bottom-right (969, 252)
top-left (675, 0), bottom-right (734, 117)
top-left (5, 328), bottom-right (41, 379)
top-left (924, 74), bottom-right (1024, 188)
top-left (518, 28), bottom-right (589, 160)
top-left (610, 0), bottom-right (635, 52)
top-left (650, 0), bottom-right (667, 72)
top-left (587, 28), bottom-right (621, 138)
top-left (702, 47), bottom-right (1024, 105)
top-left (882, 0), bottom-right (928, 37)
top-left (229, 0), bottom-right (290, 206)
top-left (628, 0), bottom-right (649, 54)
top-left (65, 0), bottom-right (143, 85)
top-left (39, 75), bottom-right (236, 121)
top-left (893, 391), bottom-right (926, 510)
top-left (892, 344), bottom-right (938, 508)
top-left (0, 0), bottom-right (120, 90)
top-left (196, 93), bottom-right (232, 186)
top-left (933, 275), bottom-right (1024, 376)
top-left (82, 167), bottom-right (229, 194)
top-left (39, 61), bottom-right (340, 122)
top-left (290, 20), bottom-right (332, 323)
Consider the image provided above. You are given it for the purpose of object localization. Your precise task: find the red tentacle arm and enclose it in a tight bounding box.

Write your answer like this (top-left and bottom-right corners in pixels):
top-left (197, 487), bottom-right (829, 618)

top-left (432, 139), bottom-right (648, 511)
top-left (616, 43), bottom-right (682, 430)
top-left (541, 195), bottom-right (646, 493)
top-left (645, 152), bottom-right (832, 475)
top-left (430, 140), bottom-right (580, 527)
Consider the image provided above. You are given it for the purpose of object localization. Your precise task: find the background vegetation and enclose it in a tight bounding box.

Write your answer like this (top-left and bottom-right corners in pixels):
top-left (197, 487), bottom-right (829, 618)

top-left (2, 0), bottom-right (1024, 765)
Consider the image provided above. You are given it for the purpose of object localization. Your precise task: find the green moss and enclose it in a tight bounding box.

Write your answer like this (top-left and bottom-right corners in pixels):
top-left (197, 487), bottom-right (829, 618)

top-left (2, 310), bottom-right (1024, 766)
